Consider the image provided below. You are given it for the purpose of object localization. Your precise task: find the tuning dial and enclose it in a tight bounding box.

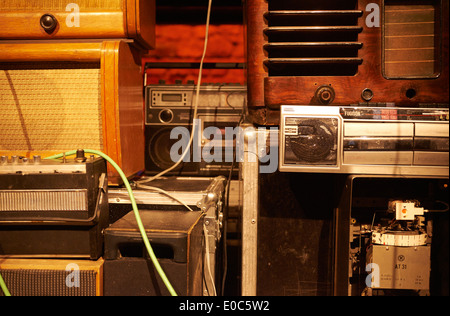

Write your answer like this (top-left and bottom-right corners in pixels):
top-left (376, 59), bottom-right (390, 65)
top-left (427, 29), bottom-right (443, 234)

top-left (361, 88), bottom-right (374, 102)
top-left (40, 14), bottom-right (58, 34)
top-left (315, 85), bottom-right (335, 105)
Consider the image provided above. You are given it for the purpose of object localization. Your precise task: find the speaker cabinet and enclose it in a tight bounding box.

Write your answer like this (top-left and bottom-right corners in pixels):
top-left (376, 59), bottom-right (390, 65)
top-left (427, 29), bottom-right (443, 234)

top-left (0, 258), bottom-right (104, 296)
top-left (0, 41), bottom-right (145, 185)
top-left (0, 0), bottom-right (155, 49)
top-left (103, 210), bottom-right (204, 296)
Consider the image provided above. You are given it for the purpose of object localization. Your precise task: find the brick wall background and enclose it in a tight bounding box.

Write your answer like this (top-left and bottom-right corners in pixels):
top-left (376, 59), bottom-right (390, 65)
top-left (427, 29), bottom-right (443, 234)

top-left (142, 24), bottom-right (246, 85)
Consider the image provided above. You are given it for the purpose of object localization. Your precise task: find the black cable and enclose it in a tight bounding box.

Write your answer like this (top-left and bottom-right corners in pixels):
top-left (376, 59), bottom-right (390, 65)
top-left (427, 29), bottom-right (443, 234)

top-left (221, 110), bottom-right (245, 296)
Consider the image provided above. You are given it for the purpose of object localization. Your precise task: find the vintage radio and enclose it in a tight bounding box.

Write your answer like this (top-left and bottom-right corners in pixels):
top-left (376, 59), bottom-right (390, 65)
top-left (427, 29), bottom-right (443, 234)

top-left (0, 40), bottom-right (145, 185)
top-left (279, 105), bottom-right (449, 176)
top-left (0, 151), bottom-right (108, 259)
top-left (246, 0), bottom-right (449, 125)
top-left (144, 82), bottom-right (246, 176)
top-left (0, 0), bottom-right (155, 49)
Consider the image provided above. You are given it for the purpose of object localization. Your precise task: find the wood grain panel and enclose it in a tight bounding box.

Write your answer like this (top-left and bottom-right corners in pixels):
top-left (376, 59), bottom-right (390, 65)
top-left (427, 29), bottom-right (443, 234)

top-left (0, 42), bottom-right (102, 62)
top-left (0, 0), bottom-right (155, 49)
top-left (100, 41), bottom-right (145, 185)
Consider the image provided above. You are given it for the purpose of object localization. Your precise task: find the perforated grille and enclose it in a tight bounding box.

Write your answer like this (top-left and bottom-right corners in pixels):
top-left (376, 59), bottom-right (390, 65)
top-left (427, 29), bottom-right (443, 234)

top-left (0, 269), bottom-right (97, 296)
top-left (0, 62), bottom-right (103, 153)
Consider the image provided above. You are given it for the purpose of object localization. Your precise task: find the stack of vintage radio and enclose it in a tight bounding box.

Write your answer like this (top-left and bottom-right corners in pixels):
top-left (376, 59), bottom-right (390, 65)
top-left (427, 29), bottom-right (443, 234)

top-left (0, 0), bottom-right (155, 296)
top-left (0, 0), bottom-right (155, 185)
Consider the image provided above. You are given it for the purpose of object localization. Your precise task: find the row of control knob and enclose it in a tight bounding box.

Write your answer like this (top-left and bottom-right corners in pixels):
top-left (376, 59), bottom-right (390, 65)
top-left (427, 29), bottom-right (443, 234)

top-left (1, 155), bottom-right (42, 164)
top-left (1, 150), bottom-right (93, 165)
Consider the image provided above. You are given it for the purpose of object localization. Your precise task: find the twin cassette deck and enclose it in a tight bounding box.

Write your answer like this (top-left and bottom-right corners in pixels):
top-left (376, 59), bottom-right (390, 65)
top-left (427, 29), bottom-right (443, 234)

top-left (280, 105), bottom-right (449, 177)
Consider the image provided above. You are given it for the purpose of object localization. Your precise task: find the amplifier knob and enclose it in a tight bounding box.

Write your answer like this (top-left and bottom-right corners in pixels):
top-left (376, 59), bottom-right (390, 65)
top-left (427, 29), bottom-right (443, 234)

top-left (75, 149), bottom-right (87, 163)
top-left (159, 109), bottom-right (174, 123)
top-left (361, 88), bottom-right (374, 102)
top-left (315, 85), bottom-right (335, 105)
top-left (0, 156), bottom-right (7, 164)
top-left (40, 14), bottom-right (58, 34)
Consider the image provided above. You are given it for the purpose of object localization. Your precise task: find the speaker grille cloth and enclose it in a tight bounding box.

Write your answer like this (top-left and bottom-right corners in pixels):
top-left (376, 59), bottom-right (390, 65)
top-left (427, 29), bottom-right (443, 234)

top-left (0, 0), bottom-right (122, 10)
top-left (0, 63), bottom-right (103, 153)
top-left (0, 269), bottom-right (97, 296)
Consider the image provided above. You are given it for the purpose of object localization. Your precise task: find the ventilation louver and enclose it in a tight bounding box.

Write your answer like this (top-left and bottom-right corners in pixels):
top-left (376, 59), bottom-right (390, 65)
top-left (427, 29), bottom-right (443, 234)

top-left (263, 0), bottom-right (363, 76)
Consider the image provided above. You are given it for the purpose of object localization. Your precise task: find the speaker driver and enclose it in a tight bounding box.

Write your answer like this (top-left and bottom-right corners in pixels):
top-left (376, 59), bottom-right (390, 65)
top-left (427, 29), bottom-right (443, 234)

top-left (288, 118), bottom-right (337, 163)
top-left (148, 127), bottom-right (184, 171)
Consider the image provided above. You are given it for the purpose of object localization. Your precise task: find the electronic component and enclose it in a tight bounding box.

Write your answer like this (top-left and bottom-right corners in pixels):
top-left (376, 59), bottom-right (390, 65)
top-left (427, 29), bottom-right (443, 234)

top-left (0, 150), bottom-right (108, 259)
top-left (355, 199), bottom-right (433, 295)
top-left (246, 0), bottom-right (449, 126)
top-left (145, 81), bottom-right (246, 177)
top-left (280, 105), bottom-right (449, 176)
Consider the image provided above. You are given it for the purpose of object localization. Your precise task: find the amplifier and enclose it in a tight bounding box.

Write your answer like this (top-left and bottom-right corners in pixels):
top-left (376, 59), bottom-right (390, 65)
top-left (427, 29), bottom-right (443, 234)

top-left (144, 82), bottom-right (246, 176)
top-left (0, 258), bottom-right (104, 296)
top-left (0, 0), bottom-right (155, 49)
top-left (0, 40), bottom-right (145, 185)
top-left (279, 105), bottom-right (449, 176)
top-left (0, 151), bottom-right (108, 259)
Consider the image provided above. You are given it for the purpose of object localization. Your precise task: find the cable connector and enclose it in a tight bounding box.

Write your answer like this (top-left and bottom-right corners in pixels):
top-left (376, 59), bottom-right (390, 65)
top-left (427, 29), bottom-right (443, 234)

top-left (390, 200), bottom-right (426, 221)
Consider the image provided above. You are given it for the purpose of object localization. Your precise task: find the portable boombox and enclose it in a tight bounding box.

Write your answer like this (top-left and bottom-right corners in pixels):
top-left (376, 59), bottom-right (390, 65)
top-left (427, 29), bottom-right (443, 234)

top-left (144, 83), bottom-right (246, 176)
top-left (280, 105), bottom-right (449, 176)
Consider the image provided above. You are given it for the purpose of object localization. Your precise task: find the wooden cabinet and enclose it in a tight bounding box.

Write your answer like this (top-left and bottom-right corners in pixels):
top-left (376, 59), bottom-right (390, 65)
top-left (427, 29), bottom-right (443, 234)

top-left (0, 0), bottom-right (155, 49)
top-left (0, 41), bottom-right (145, 185)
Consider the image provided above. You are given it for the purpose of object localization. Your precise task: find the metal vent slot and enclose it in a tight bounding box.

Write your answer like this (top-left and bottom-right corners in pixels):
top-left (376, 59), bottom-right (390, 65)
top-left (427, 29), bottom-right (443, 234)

top-left (0, 190), bottom-right (88, 212)
top-left (264, 3), bottom-right (363, 77)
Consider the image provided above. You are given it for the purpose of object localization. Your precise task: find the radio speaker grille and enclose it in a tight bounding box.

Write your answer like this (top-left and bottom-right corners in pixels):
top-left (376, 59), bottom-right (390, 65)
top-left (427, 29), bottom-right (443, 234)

top-left (0, 259), bottom-right (103, 296)
top-left (384, 0), bottom-right (440, 78)
top-left (1, 269), bottom-right (96, 296)
top-left (0, 0), bottom-right (122, 10)
top-left (0, 63), bottom-right (103, 153)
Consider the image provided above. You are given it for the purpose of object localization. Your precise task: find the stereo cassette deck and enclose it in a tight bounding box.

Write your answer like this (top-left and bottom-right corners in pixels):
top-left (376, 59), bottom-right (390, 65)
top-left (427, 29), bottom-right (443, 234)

top-left (280, 105), bottom-right (449, 177)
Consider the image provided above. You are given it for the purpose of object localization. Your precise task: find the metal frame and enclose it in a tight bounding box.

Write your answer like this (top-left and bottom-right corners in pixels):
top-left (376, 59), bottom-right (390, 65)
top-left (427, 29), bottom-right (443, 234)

top-left (240, 124), bottom-right (261, 296)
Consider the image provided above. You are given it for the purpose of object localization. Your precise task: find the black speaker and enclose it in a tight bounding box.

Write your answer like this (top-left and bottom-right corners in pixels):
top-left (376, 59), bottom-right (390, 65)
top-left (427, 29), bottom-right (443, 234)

top-left (145, 125), bottom-right (198, 176)
top-left (103, 210), bottom-right (204, 296)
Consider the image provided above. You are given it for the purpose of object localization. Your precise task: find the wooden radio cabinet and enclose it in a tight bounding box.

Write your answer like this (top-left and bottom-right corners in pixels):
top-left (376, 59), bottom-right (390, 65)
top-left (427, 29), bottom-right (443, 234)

top-left (0, 0), bottom-right (155, 49)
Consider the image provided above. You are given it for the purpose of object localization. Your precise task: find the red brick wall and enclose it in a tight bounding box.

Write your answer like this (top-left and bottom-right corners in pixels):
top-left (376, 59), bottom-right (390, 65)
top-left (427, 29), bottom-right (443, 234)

top-left (142, 24), bottom-right (246, 85)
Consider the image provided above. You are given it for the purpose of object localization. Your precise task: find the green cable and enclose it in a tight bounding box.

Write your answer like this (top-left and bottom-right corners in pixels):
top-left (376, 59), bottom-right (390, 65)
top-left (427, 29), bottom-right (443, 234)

top-left (0, 271), bottom-right (11, 296)
top-left (45, 149), bottom-right (178, 296)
